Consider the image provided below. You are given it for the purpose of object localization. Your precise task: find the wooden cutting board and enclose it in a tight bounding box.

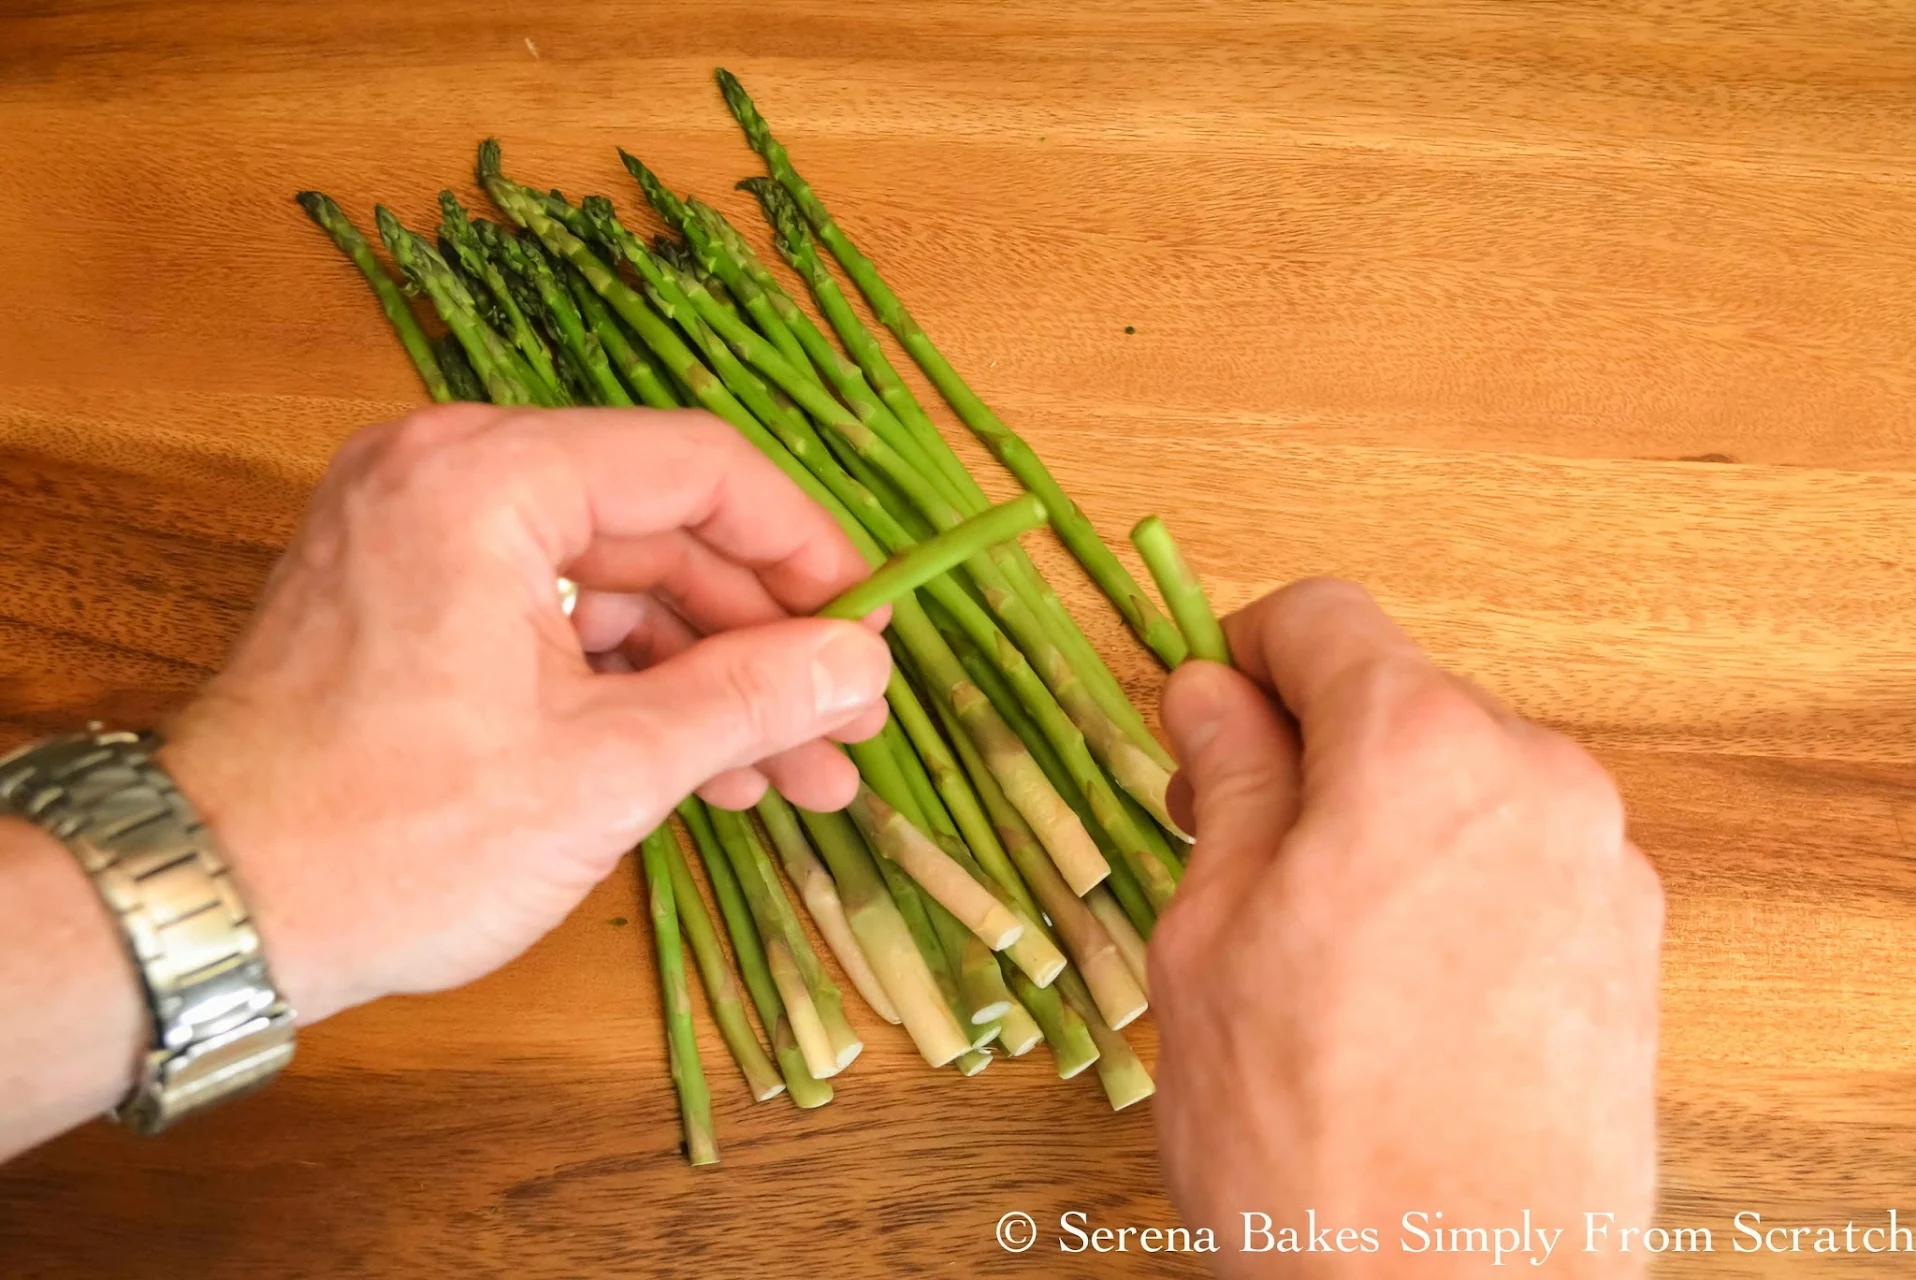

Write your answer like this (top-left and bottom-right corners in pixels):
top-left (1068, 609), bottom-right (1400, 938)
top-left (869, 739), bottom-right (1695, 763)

top-left (3, 2), bottom-right (1914, 1276)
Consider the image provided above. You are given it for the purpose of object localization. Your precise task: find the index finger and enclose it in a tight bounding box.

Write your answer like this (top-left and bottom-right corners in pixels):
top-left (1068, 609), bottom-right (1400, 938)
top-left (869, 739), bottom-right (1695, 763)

top-left (495, 408), bottom-right (873, 614)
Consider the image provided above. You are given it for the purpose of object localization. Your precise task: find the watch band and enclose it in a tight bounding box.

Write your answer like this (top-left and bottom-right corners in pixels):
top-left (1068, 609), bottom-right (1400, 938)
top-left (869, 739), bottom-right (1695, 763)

top-left (0, 727), bottom-right (296, 1133)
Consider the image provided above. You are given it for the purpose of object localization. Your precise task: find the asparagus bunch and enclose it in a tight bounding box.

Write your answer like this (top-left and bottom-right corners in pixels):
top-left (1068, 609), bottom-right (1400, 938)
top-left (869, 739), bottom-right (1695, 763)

top-left (295, 71), bottom-right (1241, 1165)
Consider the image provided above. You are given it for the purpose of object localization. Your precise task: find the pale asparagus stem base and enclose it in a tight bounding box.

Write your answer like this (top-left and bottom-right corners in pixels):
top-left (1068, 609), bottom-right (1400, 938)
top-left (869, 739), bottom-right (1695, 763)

top-left (792, 804), bottom-right (971, 1067)
top-left (674, 801), bottom-right (832, 1108)
top-left (660, 831), bottom-right (786, 1101)
top-left (929, 671), bottom-right (1148, 1030)
top-left (996, 995), bottom-right (1043, 1057)
top-left (1086, 886), bottom-right (1152, 997)
top-left (955, 1047), bottom-right (993, 1077)
top-left (708, 806), bottom-right (853, 1077)
top-left (848, 784), bottom-right (1025, 951)
top-left (1058, 969), bottom-right (1156, 1111)
top-left (951, 683), bottom-right (1108, 894)
top-left (1045, 648), bottom-right (1186, 839)
top-left (755, 795), bottom-right (899, 1024)
top-left (639, 828), bottom-right (718, 1166)
top-left (739, 813), bottom-right (864, 1070)
top-left (1013, 970), bottom-right (1099, 1080)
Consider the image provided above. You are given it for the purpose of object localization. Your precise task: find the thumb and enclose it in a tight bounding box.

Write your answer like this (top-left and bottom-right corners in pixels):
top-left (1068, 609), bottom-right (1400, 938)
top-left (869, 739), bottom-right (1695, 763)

top-left (1160, 660), bottom-right (1303, 905)
top-left (586, 617), bottom-right (892, 822)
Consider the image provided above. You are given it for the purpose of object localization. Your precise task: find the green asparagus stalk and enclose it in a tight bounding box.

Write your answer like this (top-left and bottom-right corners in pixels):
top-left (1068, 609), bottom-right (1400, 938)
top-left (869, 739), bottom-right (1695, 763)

top-left (620, 151), bottom-right (819, 383)
top-left (433, 335), bottom-right (486, 402)
top-left (675, 801), bottom-right (831, 1107)
top-left (658, 828), bottom-right (786, 1101)
top-left (794, 804), bottom-right (972, 1067)
top-left (819, 495), bottom-right (1046, 621)
top-left (296, 192), bottom-right (453, 403)
top-left (704, 804), bottom-right (845, 1079)
top-left (474, 221), bottom-right (631, 408)
top-left (374, 206), bottom-right (534, 405)
top-left (1131, 516), bottom-right (1233, 666)
top-left (754, 792), bottom-right (899, 1024)
top-left (563, 266), bottom-right (681, 409)
top-left (437, 194), bottom-right (565, 404)
top-left (638, 826), bottom-right (718, 1165)
top-left (744, 176), bottom-right (1170, 775)
top-left (719, 69), bottom-right (1191, 669)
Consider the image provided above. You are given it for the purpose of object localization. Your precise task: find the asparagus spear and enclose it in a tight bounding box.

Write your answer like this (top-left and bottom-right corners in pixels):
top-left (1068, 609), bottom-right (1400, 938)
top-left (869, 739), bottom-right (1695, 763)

top-left (794, 804), bottom-right (972, 1067)
top-left (718, 69), bottom-right (1191, 669)
top-left (819, 495), bottom-right (1047, 621)
top-left (487, 157), bottom-right (1104, 908)
top-left (433, 335), bottom-right (486, 402)
top-left (374, 206), bottom-right (534, 405)
top-left (995, 993), bottom-right (1043, 1058)
top-left (744, 177), bottom-right (1170, 774)
top-left (704, 804), bottom-right (843, 1079)
top-left (620, 150), bottom-right (818, 382)
top-left (437, 193), bottom-right (565, 404)
top-left (847, 783), bottom-right (1025, 952)
top-left (295, 192), bottom-right (453, 403)
top-left (658, 827), bottom-right (786, 1101)
top-left (475, 221), bottom-right (631, 408)
top-left (927, 659), bottom-right (1148, 1029)
top-left (1085, 885), bottom-right (1151, 996)
top-left (675, 800), bottom-right (831, 1107)
top-left (563, 266), bottom-right (681, 409)
top-left (754, 792), bottom-right (899, 1024)
top-left (1010, 968), bottom-right (1099, 1080)
top-left (638, 826), bottom-right (717, 1165)
top-left (1132, 515), bottom-right (1233, 666)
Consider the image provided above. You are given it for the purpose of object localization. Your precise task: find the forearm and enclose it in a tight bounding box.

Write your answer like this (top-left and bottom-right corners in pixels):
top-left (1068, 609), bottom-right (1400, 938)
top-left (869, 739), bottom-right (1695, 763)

top-left (0, 817), bottom-right (145, 1161)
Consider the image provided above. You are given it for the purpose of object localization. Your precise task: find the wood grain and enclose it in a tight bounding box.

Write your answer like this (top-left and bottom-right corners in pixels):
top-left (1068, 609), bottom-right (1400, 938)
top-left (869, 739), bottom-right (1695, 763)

top-left (3, 1), bottom-right (1914, 1275)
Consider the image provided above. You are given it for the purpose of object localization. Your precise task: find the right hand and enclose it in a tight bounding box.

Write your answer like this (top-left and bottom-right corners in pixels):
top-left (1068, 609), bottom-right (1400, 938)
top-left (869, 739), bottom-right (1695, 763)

top-left (1149, 579), bottom-right (1663, 1277)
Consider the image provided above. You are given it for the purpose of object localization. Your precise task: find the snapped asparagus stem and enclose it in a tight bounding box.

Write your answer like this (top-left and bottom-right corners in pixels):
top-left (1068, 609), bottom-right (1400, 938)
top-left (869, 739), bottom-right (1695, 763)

top-left (705, 805), bottom-right (849, 1078)
top-left (847, 783), bottom-right (1024, 952)
top-left (658, 827), bottom-right (786, 1101)
top-left (296, 192), bottom-right (453, 403)
top-left (1131, 515), bottom-right (1233, 666)
top-left (819, 495), bottom-right (1046, 621)
top-left (755, 792), bottom-right (899, 1024)
top-left (719, 68), bottom-right (1190, 669)
top-left (638, 826), bottom-right (718, 1165)
top-left (675, 800), bottom-right (831, 1107)
top-left (791, 803), bottom-right (971, 1068)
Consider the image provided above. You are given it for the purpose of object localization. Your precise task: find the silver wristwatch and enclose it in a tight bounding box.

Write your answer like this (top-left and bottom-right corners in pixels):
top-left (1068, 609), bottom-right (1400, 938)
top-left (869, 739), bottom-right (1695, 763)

top-left (0, 727), bottom-right (296, 1133)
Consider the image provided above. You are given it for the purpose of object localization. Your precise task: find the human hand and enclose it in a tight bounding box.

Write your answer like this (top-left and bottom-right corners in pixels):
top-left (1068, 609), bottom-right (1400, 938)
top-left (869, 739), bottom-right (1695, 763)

top-left (1149, 580), bottom-right (1662, 1276)
top-left (159, 405), bottom-right (892, 1027)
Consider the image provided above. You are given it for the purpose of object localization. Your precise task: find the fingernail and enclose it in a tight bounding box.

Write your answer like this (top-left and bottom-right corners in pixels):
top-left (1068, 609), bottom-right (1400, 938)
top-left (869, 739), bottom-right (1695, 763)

top-left (1164, 665), bottom-right (1226, 762)
top-left (812, 625), bottom-right (890, 719)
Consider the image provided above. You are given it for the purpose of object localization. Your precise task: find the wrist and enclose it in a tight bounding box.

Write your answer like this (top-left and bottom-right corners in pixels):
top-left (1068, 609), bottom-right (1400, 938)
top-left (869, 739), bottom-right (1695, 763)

top-left (157, 720), bottom-right (359, 1026)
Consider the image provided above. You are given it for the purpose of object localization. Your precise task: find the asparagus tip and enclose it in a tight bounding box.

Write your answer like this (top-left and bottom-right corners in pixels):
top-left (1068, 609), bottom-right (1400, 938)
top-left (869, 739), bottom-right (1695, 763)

top-left (293, 190), bottom-right (333, 223)
top-left (476, 137), bottom-right (503, 183)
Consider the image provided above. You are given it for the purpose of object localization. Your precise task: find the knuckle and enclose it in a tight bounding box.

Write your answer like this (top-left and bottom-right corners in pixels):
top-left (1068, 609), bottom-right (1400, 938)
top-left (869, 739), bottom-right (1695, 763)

top-left (1363, 662), bottom-right (1504, 775)
top-left (1533, 730), bottom-right (1627, 840)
